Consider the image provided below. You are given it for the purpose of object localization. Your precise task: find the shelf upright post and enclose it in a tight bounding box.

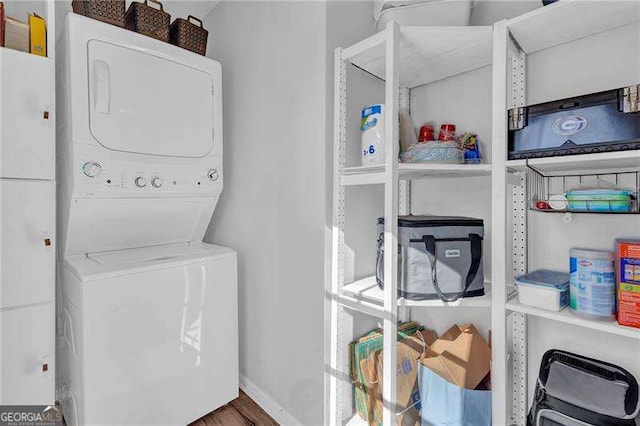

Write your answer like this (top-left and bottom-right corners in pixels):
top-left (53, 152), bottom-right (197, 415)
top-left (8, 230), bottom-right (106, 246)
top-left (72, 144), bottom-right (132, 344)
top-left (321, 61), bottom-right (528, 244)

top-left (381, 21), bottom-right (400, 426)
top-left (46, 0), bottom-right (55, 59)
top-left (491, 19), bottom-right (510, 426)
top-left (508, 40), bottom-right (529, 426)
top-left (328, 46), bottom-right (348, 426)
top-left (398, 87), bottom-right (411, 323)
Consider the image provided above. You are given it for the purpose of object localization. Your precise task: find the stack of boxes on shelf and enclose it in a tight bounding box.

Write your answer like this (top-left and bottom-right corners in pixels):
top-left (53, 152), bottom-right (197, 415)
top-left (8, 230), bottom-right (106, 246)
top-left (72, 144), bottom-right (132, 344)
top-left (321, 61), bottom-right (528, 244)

top-left (0, 2), bottom-right (47, 56)
top-left (350, 322), bottom-right (491, 425)
top-left (616, 240), bottom-right (640, 329)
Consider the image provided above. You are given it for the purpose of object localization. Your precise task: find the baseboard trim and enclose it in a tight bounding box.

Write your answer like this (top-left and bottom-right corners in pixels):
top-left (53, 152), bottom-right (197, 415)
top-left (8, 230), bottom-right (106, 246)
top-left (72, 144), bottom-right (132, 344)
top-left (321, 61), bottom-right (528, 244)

top-left (239, 374), bottom-right (302, 426)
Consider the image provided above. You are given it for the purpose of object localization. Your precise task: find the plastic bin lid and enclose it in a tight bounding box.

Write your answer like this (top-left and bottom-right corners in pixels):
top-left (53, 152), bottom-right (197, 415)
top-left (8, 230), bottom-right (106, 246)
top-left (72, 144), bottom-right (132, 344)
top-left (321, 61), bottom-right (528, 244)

top-left (378, 215), bottom-right (483, 227)
top-left (515, 269), bottom-right (569, 290)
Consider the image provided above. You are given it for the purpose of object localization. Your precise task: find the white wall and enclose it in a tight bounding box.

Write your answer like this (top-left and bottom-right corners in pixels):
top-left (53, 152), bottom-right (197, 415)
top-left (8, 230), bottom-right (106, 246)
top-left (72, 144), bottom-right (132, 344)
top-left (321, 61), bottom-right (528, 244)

top-left (469, 0), bottom-right (541, 26)
top-left (203, 2), bottom-right (327, 424)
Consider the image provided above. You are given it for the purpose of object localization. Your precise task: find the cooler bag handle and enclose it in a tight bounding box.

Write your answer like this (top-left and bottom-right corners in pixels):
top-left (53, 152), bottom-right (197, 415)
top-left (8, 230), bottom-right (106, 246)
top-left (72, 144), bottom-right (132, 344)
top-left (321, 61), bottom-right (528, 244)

top-left (375, 233), bottom-right (384, 288)
top-left (423, 234), bottom-right (482, 303)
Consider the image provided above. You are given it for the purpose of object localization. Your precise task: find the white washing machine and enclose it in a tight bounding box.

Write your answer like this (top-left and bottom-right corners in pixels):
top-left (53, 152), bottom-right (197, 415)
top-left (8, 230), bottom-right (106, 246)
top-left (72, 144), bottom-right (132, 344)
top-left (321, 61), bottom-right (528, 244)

top-left (56, 14), bottom-right (237, 425)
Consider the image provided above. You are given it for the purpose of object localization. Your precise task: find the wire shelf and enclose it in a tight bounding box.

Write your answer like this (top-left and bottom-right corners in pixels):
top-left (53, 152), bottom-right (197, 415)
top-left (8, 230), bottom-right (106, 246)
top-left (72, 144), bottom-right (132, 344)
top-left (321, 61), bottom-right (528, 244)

top-left (526, 168), bottom-right (640, 214)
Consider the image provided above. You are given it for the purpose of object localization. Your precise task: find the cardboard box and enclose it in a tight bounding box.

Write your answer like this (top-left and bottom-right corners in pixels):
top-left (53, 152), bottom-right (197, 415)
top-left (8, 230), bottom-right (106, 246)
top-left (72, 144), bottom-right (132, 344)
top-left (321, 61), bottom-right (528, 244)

top-left (349, 322), bottom-right (424, 424)
top-left (419, 324), bottom-right (491, 390)
top-left (616, 239), bottom-right (640, 329)
top-left (370, 329), bottom-right (437, 425)
top-left (5, 16), bottom-right (29, 53)
top-left (28, 13), bottom-right (46, 57)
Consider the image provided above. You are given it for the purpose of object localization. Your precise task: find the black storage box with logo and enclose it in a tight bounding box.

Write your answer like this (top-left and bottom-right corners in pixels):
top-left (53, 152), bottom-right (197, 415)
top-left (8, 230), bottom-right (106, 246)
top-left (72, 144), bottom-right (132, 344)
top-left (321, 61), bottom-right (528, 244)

top-left (508, 85), bottom-right (640, 160)
top-left (376, 215), bottom-right (484, 302)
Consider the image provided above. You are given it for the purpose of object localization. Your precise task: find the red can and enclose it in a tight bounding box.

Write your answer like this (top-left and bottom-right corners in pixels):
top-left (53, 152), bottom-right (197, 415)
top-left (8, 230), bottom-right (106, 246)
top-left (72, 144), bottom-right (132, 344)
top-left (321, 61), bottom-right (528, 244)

top-left (438, 124), bottom-right (456, 141)
top-left (419, 124), bottom-right (435, 142)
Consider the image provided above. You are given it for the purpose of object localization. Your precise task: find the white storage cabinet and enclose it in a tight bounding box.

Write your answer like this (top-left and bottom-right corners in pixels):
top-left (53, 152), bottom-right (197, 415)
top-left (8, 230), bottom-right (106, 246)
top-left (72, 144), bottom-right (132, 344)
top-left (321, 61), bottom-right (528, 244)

top-left (0, 0), bottom-right (56, 406)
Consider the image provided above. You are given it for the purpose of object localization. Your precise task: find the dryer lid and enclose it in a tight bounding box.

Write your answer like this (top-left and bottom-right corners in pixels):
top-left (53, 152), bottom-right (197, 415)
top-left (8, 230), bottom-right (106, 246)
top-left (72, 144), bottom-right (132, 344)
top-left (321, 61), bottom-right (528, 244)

top-left (87, 39), bottom-right (215, 158)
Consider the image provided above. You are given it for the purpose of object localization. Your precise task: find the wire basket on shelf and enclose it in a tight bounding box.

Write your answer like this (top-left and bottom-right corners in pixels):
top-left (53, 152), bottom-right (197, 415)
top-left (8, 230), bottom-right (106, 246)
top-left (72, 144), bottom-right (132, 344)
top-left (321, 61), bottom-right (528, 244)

top-left (527, 168), bottom-right (639, 214)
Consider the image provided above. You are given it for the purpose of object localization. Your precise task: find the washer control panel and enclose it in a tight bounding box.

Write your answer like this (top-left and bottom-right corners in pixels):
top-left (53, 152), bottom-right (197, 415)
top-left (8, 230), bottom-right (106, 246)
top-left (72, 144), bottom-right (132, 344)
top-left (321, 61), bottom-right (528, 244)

top-left (74, 154), bottom-right (222, 197)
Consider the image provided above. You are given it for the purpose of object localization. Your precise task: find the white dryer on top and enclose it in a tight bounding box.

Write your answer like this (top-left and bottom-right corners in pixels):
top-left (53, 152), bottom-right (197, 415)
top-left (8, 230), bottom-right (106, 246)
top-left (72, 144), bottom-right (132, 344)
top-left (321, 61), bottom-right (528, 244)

top-left (56, 14), bottom-right (237, 426)
top-left (57, 13), bottom-right (223, 258)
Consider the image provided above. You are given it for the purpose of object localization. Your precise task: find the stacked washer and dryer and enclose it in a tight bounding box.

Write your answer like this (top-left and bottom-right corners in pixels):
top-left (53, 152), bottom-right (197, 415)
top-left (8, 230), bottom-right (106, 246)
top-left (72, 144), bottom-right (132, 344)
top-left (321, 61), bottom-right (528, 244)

top-left (56, 14), bottom-right (238, 425)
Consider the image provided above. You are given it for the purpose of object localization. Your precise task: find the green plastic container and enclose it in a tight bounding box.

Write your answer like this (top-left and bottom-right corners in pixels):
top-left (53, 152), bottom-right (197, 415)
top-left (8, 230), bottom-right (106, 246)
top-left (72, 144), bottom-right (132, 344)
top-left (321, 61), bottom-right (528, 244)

top-left (565, 189), bottom-right (633, 212)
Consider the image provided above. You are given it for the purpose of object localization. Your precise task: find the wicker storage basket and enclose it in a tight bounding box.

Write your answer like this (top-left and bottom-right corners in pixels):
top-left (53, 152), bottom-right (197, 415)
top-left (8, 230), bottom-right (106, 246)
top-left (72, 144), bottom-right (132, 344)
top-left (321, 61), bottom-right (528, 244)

top-left (170, 15), bottom-right (208, 56)
top-left (72, 0), bottom-right (126, 27)
top-left (125, 0), bottom-right (170, 42)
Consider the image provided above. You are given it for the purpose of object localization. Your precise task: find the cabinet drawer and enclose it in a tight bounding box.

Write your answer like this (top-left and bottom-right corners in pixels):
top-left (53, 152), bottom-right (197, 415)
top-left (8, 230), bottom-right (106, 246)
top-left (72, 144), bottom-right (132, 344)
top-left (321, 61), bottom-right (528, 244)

top-left (1, 180), bottom-right (55, 308)
top-left (0, 303), bottom-right (55, 405)
top-left (0, 48), bottom-right (54, 179)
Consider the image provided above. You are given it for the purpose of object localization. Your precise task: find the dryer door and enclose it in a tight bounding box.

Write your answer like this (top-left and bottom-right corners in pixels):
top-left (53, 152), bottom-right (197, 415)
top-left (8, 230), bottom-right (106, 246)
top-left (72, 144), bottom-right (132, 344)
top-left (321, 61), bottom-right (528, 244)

top-left (87, 40), bottom-right (214, 158)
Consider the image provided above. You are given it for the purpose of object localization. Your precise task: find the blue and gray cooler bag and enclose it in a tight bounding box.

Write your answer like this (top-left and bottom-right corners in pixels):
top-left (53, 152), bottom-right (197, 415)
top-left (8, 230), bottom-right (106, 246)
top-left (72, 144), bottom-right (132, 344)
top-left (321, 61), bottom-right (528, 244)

top-left (376, 215), bottom-right (484, 302)
top-left (528, 350), bottom-right (640, 426)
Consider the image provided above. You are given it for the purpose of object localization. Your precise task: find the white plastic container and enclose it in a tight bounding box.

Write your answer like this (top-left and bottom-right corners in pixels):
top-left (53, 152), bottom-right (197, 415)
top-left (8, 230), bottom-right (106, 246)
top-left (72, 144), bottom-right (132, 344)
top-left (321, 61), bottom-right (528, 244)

top-left (569, 248), bottom-right (616, 321)
top-left (361, 104), bottom-right (385, 166)
top-left (516, 270), bottom-right (570, 312)
top-left (374, 0), bottom-right (472, 32)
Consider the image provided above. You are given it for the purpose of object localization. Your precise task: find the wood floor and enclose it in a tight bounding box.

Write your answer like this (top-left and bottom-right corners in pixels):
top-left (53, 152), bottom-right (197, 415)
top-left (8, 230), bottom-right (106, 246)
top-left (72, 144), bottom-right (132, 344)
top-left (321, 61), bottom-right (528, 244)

top-left (190, 390), bottom-right (278, 426)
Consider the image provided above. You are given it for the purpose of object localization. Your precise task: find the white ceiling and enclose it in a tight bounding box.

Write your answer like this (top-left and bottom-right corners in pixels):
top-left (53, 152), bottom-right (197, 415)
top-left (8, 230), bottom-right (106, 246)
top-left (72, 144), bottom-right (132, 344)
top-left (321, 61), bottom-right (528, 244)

top-left (159, 0), bottom-right (221, 22)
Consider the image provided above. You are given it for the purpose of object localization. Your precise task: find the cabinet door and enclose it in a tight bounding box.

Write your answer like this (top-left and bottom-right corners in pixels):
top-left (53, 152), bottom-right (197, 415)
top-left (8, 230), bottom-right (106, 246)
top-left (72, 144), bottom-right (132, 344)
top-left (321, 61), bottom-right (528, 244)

top-left (0, 180), bottom-right (55, 309)
top-left (0, 48), bottom-right (54, 179)
top-left (0, 303), bottom-right (55, 405)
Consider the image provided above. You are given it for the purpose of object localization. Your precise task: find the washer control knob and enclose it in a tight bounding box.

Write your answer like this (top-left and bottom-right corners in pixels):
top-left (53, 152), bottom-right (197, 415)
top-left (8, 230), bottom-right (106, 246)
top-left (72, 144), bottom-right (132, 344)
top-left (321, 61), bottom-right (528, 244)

top-left (207, 169), bottom-right (219, 182)
top-left (151, 177), bottom-right (163, 188)
top-left (135, 177), bottom-right (147, 188)
top-left (82, 161), bottom-right (102, 178)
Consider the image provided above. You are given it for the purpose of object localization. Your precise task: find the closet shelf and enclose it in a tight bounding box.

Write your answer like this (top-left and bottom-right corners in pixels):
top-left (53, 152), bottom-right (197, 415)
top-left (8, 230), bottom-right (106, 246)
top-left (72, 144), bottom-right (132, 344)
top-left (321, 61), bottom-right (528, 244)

top-left (0, 46), bottom-right (53, 63)
top-left (340, 276), bottom-right (499, 308)
top-left (342, 163), bottom-right (492, 185)
top-left (345, 26), bottom-right (493, 89)
top-left (508, 0), bottom-right (640, 54)
top-left (506, 295), bottom-right (640, 340)
top-left (506, 151), bottom-right (640, 177)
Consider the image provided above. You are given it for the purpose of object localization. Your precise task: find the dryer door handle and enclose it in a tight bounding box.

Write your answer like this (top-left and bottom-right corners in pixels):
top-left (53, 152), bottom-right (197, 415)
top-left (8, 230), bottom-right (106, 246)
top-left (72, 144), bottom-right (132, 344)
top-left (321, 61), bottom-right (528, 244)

top-left (93, 60), bottom-right (111, 114)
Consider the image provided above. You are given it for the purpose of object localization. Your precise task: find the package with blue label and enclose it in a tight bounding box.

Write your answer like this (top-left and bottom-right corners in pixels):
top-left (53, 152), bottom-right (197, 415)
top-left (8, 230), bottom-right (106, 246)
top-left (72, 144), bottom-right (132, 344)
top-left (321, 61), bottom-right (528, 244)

top-left (361, 104), bottom-right (385, 166)
top-left (516, 269), bottom-right (570, 311)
